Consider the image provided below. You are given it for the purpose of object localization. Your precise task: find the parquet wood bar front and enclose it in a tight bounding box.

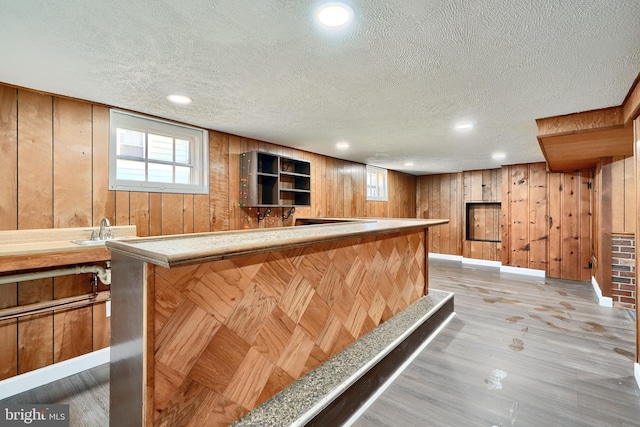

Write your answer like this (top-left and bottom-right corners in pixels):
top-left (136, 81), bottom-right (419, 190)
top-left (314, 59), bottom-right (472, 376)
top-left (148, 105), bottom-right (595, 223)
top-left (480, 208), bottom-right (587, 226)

top-left (108, 222), bottom-right (436, 426)
top-left (150, 230), bottom-right (426, 425)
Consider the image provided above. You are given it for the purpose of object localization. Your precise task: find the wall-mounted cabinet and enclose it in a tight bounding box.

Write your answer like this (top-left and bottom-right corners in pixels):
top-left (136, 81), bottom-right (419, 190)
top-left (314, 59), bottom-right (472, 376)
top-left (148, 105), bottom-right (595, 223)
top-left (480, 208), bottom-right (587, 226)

top-left (240, 151), bottom-right (311, 207)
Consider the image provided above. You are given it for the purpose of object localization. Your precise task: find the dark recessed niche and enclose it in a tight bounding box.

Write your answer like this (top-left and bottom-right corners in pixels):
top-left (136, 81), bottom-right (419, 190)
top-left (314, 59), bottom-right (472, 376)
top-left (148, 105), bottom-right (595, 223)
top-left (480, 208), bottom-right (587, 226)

top-left (466, 202), bottom-right (501, 242)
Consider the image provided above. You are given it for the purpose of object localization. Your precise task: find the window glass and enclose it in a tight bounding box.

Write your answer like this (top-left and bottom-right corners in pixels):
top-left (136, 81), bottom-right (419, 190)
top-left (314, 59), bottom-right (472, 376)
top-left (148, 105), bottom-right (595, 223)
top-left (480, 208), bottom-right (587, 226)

top-left (109, 110), bottom-right (208, 194)
top-left (366, 165), bottom-right (388, 201)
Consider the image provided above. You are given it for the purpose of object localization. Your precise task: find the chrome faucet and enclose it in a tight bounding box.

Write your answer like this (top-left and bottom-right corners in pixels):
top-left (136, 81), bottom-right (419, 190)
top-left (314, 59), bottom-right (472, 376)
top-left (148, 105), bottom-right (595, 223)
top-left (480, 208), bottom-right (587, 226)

top-left (99, 218), bottom-right (111, 240)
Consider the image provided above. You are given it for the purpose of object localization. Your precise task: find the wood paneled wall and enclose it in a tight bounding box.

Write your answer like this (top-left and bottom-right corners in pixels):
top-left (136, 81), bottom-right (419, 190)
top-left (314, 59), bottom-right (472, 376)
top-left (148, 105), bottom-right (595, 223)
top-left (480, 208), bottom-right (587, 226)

top-left (501, 163), bottom-right (548, 270)
top-left (419, 162), bottom-right (594, 280)
top-left (416, 173), bottom-right (463, 256)
top-left (547, 169), bottom-right (592, 282)
top-left (463, 169), bottom-right (501, 261)
top-left (611, 155), bottom-right (636, 234)
top-left (416, 169), bottom-right (501, 262)
top-left (0, 88), bottom-right (110, 380)
top-left (0, 83), bottom-right (416, 380)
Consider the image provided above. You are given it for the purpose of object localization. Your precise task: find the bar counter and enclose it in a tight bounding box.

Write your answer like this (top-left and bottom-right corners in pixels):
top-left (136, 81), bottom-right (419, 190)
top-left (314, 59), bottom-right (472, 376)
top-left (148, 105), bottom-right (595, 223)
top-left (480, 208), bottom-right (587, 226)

top-left (106, 217), bottom-right (447, 426)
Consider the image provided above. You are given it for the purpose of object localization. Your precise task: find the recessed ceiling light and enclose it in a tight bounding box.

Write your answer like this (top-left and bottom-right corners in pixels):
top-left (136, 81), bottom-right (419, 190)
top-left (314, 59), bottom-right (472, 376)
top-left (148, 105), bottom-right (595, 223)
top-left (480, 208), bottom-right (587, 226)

top-left (404, 162), bottom-right (414, 167)
top-left (167, 94), bottom-right (192, 105)
top-left (318, 3), bottom-right (354, 27)
top-left (492, 152), bottom-right (506, 160)
top-left (454, 122), bottom-right (473, 131)
top-left (336, 141), bottom-right (349, 149)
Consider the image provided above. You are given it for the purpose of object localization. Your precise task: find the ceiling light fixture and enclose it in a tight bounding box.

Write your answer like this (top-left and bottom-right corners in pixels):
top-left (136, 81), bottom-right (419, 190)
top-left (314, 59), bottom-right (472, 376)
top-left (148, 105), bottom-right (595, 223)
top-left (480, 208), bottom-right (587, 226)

top-left (492, 152), bottom-right (506, 160)
top-left (336, 141), bottom-right (349, 149)
top-left (167, 94), bottom-right (193, 105)
top-left (454, 122), bottom-right (473, 131)
top-left (318, 3), bottom-right (354, 27)
top-left (404, 162), bottom-right (414, 167)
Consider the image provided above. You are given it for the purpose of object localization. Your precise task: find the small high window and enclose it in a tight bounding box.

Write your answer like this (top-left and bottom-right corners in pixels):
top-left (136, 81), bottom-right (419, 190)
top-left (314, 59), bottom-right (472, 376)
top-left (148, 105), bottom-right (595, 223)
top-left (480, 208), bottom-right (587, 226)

top-left (109, 110), bottom-right (208, 194)
top-left (366, 165), bottom-right (388, 201)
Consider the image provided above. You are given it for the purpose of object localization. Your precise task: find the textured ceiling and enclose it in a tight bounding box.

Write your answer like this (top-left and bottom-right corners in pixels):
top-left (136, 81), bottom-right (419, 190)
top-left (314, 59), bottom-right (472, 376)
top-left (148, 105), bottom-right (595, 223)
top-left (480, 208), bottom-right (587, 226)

top-left (1, 0), bottom-right (639, 175)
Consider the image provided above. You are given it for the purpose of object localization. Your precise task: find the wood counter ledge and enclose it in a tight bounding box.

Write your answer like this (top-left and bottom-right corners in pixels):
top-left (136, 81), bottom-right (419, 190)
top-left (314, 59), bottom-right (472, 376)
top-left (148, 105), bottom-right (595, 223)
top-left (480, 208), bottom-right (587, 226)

top-left (108, 218), bottom-right (448, 427)
top-left (0, 225), bottom-right (136, 272)
top-left (105, 218), bottom-right (448, 268)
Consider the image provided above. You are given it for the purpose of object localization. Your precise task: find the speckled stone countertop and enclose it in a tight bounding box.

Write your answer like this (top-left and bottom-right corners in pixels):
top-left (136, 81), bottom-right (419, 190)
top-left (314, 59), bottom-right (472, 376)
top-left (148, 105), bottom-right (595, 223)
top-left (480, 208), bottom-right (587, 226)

top-left (231, 289), bottom-right (454, 427)
top-left (106, 218), bottom-right (448, 268)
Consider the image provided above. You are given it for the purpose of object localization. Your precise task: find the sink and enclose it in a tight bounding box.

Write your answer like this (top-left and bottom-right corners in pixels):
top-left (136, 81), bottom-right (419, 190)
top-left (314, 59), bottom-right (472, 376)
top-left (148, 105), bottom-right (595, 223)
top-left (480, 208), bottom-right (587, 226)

top-left (70, 237), bottom-right (130, 246)
top-left (70, 239), bottom-right (107, 246)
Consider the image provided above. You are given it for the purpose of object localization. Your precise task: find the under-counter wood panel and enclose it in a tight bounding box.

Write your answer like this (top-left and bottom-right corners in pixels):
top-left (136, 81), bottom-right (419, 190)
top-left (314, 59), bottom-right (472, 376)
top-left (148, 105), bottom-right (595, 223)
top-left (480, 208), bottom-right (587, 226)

top-left (149, 230), bottom-right (426, 424)
top-left (0, 319), bottom-right (17, 380)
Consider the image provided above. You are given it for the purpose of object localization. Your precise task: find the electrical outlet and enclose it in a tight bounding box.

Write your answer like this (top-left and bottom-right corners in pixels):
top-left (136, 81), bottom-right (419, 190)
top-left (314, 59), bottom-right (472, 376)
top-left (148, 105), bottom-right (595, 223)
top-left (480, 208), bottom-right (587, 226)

top-left (106, 300), bottom-right (111, 317)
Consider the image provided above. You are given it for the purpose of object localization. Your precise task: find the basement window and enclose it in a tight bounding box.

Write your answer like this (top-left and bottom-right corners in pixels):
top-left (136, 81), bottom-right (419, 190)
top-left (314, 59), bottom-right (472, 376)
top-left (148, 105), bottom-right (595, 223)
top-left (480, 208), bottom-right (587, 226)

top-left (109, 110), bottom-right (208, 194)
top-left (366, 165), bottom-right (388, 201)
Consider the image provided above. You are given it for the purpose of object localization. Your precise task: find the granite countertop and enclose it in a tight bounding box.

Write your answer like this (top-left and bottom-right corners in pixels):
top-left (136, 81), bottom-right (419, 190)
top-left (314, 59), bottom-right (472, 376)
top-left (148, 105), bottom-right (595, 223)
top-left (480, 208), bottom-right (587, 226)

top-left (106, 218), bottom-right (448, 268)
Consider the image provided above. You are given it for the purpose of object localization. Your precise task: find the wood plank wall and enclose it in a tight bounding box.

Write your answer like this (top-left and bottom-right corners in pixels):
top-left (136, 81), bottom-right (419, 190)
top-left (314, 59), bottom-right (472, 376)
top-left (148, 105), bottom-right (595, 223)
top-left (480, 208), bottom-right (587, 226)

top-left (0, 83), bottom-right (416, 380)
top-left (0, 88), bottom-right (109, 380)
top-left (463, 169), bottom-right (501, 261)
top-left (416, 173), bottom-right (463, 256)
top-left (546, 169), bottom-right (592, 282)
top-left (593, 159), bottom-right (613, 297)
top-left (416, 169), bottom-right (501, 262)
top-left (611, 155), bottom-right (636, 234)
top-left (501, 163), bottom-right (548, 270)
top-left (419, 162), bottom-right (595, 280)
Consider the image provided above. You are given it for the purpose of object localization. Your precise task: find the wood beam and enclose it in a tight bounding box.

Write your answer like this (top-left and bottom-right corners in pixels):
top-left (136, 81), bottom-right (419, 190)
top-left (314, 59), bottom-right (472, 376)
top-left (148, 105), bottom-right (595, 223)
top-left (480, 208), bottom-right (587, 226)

top-left (538, 126), bottom-right (633, 172)
top-left (536, 107), bottom-right (624, 137)
top-left (623, 73), bottom-right (640, 124)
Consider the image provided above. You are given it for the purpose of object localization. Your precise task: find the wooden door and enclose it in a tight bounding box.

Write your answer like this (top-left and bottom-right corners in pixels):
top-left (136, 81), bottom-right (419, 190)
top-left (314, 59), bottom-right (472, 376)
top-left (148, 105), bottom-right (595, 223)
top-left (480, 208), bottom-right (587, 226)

top-left (547, 170), bottom-right (592, 281)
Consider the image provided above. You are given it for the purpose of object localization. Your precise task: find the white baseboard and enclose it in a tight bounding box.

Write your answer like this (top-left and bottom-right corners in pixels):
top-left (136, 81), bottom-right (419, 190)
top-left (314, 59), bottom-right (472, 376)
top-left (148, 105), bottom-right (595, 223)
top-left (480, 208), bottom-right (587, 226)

top-left (428, 253), bottom-right (463, 261)
top-left (500, 265), bottom-right (545, 277)
top-left (635, 363), bottom-right (640, 390)
top-left (461, 258), bottom-right (502, 268)
top-left (0, 347), bottom-right (110, 400)
top-left (429, 253), bottom-right (546, 277)
top-left (591, 276), bottom-right (613, 307)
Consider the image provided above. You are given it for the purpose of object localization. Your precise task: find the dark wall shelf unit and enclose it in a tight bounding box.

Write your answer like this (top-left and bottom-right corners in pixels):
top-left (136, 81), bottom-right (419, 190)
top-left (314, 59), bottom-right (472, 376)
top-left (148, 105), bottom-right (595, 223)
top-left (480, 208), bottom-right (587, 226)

top-left (241, 151), bottom-right (311, 207)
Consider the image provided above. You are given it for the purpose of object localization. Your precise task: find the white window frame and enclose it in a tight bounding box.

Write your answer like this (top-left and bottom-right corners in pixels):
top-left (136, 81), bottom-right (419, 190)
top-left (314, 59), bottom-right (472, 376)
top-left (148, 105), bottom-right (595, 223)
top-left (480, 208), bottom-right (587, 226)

top-left (366, 165), bottom-right (388, 201)
top-left (109, 110), bottom-right (209, 194)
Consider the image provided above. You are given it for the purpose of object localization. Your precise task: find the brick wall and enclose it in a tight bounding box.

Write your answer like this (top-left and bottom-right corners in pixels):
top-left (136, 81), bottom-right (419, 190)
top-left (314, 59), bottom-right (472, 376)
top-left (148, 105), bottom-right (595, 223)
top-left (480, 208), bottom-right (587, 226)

top-left (611, 234), bottom-right (636, 310)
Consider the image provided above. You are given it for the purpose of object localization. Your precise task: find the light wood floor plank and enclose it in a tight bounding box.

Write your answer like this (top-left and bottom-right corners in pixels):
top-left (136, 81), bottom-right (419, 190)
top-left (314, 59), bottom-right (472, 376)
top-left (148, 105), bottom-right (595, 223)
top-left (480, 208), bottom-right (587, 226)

top-left (355, 260), bottom-right (640, 427)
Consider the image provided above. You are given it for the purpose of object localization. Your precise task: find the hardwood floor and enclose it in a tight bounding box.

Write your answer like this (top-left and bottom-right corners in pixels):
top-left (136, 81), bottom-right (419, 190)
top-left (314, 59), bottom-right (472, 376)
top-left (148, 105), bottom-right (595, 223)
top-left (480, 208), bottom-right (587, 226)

top-left (0, 362), bottom-right (109, 426)
top-left (2, 259), bottom-right (638, 426)
top-left (354, 259), bottom-right (640, 427)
